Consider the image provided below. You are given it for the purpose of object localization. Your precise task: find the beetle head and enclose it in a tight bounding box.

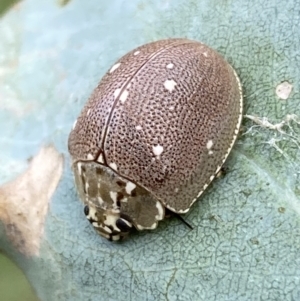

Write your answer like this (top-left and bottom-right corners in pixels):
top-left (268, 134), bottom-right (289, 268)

top-left (72, 161), bottom-right (165, 240)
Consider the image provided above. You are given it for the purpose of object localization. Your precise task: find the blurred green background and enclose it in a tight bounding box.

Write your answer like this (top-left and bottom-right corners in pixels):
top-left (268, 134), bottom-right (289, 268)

top-left (0, 252), bottom-right (39, 301)
top-left (0, 0), bottom-right (19, 16)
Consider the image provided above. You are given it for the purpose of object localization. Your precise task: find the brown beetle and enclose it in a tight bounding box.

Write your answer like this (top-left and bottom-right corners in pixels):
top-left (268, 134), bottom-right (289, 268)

top-left (68, 38), bottom-right (243, 241)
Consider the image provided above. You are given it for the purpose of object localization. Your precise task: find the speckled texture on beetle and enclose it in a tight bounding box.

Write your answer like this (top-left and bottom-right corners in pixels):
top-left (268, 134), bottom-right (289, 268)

top-left (68, 38), bottom-right (243, 241)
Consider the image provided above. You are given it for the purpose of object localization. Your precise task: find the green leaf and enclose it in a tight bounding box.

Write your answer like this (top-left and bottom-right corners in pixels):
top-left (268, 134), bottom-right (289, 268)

top-left (1, 0), bottom-right (300, 300)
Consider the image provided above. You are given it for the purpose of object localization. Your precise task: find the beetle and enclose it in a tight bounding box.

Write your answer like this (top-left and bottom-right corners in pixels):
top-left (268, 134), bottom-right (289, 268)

top-left (68, 38), bottom-right (243, 241)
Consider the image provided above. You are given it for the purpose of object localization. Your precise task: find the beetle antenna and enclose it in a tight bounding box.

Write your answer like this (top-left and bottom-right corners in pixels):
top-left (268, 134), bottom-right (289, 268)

top-left (165, 208), bottom-right (193, 229)
top-left (174, 213), bottom-right (194, 230)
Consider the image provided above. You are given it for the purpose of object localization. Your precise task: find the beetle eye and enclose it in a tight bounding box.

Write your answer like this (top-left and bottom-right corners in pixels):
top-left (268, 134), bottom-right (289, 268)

top-left (84, 205), bottom-right (89, 216)
top-left (116, 218), bottom-right (132, 233)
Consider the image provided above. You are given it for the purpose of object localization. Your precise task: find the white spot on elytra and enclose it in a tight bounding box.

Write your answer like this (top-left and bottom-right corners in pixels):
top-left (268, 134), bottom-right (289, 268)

top-left (109, 162), bottom-right (118, 171)
top-left (203, 52), bottom-right (208, 57)
top-left (87, 109), bottom-right (91, 116)
top-left (166, 63), bottom-right (174, 69)
top-left (206, 140), bottom-right (213, 150)
top-left (114, 88), bottom-right (121, 99)
top-left (174, 188), bottom-right (179, 193)
top-left (72, 119), bottom-right (77, 130)
top-left (136, 125), bottom-right (142, 130)
top-left (122, 197), bottom-right (128, 203)
top-left (125, 182), bottom-right (136, 195)
top-left (120, 90), bottom-right (129, 103)
top-left (87, 153), bottom-right (94, 160)
top-left (97, 153), bottom-right (104, 164)
top-left (134, 51), bottom-right (140, 55)
top-left (210, 175), bottom-right (214, 181)
top-left (109, 62), bottom-right (121, 73)
top-left (152, 144), bottom-right (164, 157)
top-left (164, 79), bottom-right (177, 92)
top-left (276, 81), bottom-right (293, 100)
top-left (208, 150), bottom-right (214, 155)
